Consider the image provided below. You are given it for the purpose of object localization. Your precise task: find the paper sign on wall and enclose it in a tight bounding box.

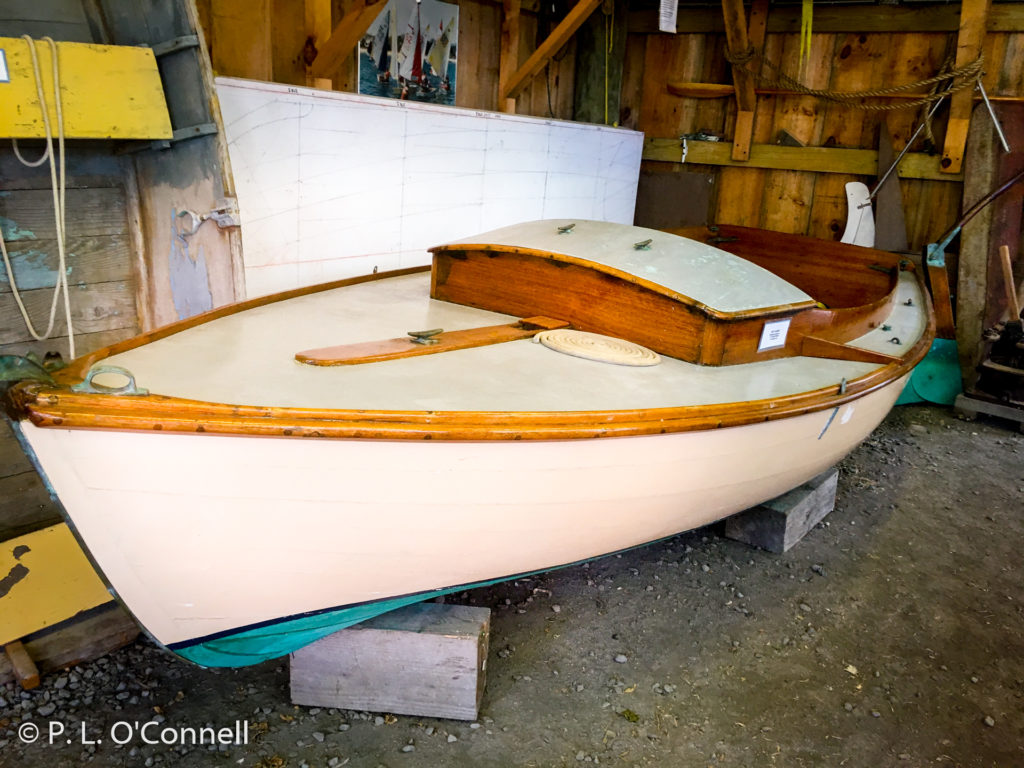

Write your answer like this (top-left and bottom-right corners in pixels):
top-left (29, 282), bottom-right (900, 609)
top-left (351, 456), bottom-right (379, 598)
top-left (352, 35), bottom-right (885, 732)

top-left (0, 50), bottom-right (9, 83)
top-left (758, 318), bottom-right (791, 351)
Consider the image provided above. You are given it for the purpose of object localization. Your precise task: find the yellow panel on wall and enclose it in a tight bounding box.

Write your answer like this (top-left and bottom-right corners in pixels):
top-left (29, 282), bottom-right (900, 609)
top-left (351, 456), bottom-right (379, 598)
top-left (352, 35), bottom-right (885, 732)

top-left (0, 37), bottom-right (173, 139)
top-left (0, 523), bottom-right (113, 645)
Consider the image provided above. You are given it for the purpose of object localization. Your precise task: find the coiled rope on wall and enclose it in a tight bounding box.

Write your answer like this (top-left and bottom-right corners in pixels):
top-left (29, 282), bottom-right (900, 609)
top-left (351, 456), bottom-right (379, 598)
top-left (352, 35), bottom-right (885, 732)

top-left (723, 46), bottom-right (985, 113)
top-left (0, 35), bottom-right (75, 359)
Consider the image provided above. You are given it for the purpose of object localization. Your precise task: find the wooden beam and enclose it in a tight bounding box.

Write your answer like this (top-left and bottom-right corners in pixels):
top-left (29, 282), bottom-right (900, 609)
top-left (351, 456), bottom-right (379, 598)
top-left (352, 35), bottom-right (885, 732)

top-left (667, 81), bottom-right (1024, 103)
top-left (643, 138), bottom-right (964, 182)
top-left (210, 0), bottom-right (272, 80)
top-left (501, 0), bottom-right (604, 101)
top-left (720, 0), bottom-right (757, 161)
top-left (499, 0), bottom-right (522, 113)
top-left (305, 0), bottom-right (334, 89)
top-left (941, 0), bottom-right (991, 174)
top-left (630, 3), bottom-right (1024, 35)
top-left (310, 0), bottom-right (383, 78)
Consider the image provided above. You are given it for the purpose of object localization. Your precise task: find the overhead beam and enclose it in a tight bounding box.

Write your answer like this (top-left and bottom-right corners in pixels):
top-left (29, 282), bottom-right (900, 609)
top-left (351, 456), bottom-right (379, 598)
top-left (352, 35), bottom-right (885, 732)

top-left (940, 0), bottom-right (991, 174)
top-left (310, 0), bottom-right (383, 78)
top-left (629, 2), bottom-right (1024, 35)
top-left (499, 0), bottom-right (522, 113)
top-left (643, 138), bottom-right (964, 182)
top-left (501, 0), bottom-right (604, 102)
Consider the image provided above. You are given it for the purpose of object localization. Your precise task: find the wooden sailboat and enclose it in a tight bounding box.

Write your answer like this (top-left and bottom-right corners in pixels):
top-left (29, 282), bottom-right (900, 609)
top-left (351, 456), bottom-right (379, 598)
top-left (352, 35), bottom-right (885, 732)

top-left (4, 219), bottom-right (933, 668)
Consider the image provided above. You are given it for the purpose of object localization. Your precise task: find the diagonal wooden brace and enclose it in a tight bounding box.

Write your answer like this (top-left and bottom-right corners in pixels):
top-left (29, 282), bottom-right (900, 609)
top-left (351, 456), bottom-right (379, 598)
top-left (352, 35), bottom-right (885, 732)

top-left (720, 0), bottom-right (769, 161)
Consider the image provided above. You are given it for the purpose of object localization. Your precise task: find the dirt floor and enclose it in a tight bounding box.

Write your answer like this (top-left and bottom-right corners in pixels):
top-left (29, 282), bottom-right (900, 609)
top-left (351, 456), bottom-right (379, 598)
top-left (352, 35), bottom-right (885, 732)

top-left (2, 404), bottom-right (1022, 768)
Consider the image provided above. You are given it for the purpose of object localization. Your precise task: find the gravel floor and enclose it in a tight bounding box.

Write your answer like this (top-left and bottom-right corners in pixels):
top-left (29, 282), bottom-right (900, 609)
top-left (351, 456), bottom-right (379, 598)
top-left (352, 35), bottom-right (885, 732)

top-left (2, 404), bottom-right (1022, 768)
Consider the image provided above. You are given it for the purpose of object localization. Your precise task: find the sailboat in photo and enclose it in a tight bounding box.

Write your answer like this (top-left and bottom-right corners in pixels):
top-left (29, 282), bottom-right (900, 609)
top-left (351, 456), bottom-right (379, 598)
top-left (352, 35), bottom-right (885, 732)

top-left (374, 9), bottom-right (392, 83)
top-left (427, 15), bottom-right (454, 91)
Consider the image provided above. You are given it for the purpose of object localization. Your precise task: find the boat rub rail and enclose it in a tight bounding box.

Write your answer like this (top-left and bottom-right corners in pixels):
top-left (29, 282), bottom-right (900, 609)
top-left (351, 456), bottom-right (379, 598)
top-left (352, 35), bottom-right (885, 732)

top-left (10, 326), bottom-right (933, 440)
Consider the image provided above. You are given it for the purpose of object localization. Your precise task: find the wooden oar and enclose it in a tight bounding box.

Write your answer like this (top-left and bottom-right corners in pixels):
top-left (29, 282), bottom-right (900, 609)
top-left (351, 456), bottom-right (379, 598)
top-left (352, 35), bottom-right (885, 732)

top-left (296, 316), bottom-right (570, 366)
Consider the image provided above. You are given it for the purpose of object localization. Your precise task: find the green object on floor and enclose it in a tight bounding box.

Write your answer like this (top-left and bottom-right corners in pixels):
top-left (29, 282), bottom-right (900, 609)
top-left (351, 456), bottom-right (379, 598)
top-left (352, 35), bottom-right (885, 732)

top-left (897, 338), bottom-right (962, 406)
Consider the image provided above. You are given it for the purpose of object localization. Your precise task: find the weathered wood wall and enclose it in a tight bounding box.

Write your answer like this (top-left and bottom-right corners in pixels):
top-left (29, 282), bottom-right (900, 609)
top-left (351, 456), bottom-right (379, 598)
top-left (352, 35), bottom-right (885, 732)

top-left (1, 8), bottom-right (144, 540)
top-left (625, 8), bottom-right (1024, 252)
top-left (1, 0), bottom-right (243, 540)
top-left (196, 0), bottom-right (579, 118)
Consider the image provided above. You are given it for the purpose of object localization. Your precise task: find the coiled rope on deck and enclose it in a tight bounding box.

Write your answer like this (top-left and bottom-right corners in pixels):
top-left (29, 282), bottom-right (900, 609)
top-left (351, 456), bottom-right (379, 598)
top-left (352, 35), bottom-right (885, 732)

top-left (535, 329), bottom-right (662, 367)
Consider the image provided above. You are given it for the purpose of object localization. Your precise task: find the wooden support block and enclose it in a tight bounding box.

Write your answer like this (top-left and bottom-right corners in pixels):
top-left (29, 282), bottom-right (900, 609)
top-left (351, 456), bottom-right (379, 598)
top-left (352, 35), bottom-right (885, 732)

top-left (4, 641), bottom-right (40, 690)
top-left (290, 603), bottom-right (490, 721)
top-left (0, 604), bottom-right (140, 686)
top-left (724, 468), bottom-right (839, 553)
top-left (955, 393), bottom-right (1024, 433)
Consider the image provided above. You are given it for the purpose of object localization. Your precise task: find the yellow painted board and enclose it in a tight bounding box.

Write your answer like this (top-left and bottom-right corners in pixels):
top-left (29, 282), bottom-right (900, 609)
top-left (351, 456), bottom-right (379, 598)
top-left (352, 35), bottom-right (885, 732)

top-left (0, 523), bottom-right (112, 646)
top-left (0, 37), bottom-right (172, 139)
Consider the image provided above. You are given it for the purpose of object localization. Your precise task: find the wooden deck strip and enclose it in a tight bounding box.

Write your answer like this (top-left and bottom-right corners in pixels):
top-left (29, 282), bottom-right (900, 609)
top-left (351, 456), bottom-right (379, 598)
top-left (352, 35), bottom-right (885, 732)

top-left (296, 317), bottom-right (569, 366)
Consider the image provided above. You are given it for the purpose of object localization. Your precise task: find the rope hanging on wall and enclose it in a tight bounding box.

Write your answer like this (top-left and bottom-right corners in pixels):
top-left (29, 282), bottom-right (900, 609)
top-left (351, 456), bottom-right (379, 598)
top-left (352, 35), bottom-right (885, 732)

top-left (723, 46), bottom-right (985, 113)
top-left (0, 35), bottom-right (75, 359)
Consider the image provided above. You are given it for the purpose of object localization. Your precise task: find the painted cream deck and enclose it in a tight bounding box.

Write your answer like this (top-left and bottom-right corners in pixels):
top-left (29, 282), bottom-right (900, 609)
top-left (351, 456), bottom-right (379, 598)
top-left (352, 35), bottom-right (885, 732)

top-left (101, 270), bottom-right (922, 413)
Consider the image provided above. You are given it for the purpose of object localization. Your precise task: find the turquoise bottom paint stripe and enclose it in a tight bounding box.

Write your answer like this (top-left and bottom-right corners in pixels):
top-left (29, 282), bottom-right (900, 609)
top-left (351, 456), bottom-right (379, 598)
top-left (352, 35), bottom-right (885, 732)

top-left (172, 575), bottom-right (521, 668)
top-left (170, 531), bottom-right (688, 668)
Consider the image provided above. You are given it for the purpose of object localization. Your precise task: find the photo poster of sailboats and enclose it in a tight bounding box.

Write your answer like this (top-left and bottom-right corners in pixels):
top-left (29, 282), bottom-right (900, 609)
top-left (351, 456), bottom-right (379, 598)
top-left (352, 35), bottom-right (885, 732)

top-left (358, 0), bottom-right (458, 105)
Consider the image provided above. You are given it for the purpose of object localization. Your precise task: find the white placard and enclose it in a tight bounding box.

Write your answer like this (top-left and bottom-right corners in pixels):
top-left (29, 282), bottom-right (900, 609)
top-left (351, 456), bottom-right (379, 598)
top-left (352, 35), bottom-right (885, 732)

top-left (758, 318), bottom-right (791, 351)
top-left (0, 50), bottom-right (9, 84)
top-left (658, 0), bottom-right (678, 33)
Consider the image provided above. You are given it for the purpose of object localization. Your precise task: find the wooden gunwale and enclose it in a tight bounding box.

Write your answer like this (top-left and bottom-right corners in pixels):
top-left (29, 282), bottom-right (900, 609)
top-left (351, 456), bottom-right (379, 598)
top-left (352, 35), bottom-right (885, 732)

top-left (6, 239), bottom-right (936, 442)
top-left (430, 243), bottom-right (818, 321)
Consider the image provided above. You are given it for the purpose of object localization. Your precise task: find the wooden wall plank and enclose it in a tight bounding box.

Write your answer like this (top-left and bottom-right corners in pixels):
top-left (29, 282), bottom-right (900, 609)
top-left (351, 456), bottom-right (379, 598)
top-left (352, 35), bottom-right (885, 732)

top-left (0, 328), bottom-right (137, 360)
top-left (0, 236), bottom-right (132, 293)
top-left (807, 32), bottom-right (887, 242)
top-left (757, 33), bottom-right (835, 234)
top-left (456, 0), bottom-right (502, 110)
top-left (618, 32), bottom-right (646, 129)
top-left (209, 0), bottom-right (272, 79)
top-left (272, 0), bottom-right (312, 86)
top-left (0, 281), bottom-right (137, 346)
top-left (0, 188), bottom-right (127, 240)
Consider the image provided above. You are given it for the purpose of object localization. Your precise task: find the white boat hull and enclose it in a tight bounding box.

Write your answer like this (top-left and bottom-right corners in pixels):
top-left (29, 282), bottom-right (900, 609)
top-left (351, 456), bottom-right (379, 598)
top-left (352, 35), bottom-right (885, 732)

top-left (18, 375), bottom-right (904, 656)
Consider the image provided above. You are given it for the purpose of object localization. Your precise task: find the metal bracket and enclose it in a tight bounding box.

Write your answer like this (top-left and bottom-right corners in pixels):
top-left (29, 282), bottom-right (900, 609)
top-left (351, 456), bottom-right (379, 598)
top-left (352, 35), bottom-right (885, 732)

top-left (151, 35), bottom-right (200, 58)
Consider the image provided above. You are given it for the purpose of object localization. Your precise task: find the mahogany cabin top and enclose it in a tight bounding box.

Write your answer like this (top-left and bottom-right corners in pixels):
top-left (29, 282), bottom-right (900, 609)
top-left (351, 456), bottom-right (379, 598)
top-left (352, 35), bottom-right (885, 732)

top-left (429, 220), bottom-right (903, 367)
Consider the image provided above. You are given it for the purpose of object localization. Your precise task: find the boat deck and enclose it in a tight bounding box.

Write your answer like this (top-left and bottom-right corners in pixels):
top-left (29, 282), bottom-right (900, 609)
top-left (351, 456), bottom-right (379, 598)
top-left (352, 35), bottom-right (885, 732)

top-left (102, 270), bottom-right (926, 413)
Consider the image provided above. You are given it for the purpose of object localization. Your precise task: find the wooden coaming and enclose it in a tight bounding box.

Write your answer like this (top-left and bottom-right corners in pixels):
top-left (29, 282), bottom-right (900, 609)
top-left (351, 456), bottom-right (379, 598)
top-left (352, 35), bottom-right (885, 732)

top-left (6, 264), bottom-right (935, 442)
top-left (429, 227), bottom-right (903, 366)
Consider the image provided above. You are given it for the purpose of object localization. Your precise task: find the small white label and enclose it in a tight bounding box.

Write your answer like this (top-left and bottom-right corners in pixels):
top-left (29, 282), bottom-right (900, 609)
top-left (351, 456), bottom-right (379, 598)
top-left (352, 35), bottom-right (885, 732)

top-left (658, 0), bottom-right (678, 34)
top-left (0, 50), bottom-right (9, 84)
top-left (758, 318), bottom-right (791, 351)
